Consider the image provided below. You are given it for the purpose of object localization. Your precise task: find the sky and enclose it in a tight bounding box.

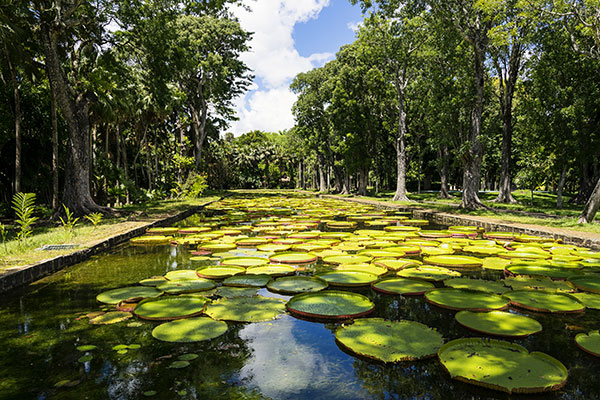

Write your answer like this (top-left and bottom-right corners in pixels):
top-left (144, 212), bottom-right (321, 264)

top-left (228, 0), bottom-right (364, 136)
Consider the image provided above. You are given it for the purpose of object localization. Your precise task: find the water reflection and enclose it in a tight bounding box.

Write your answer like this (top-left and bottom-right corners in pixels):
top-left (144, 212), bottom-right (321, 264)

top-left (238, 316), bottom-right (360, 399)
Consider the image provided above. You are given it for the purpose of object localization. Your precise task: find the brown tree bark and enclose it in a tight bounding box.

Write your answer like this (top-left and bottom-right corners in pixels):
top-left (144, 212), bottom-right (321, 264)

top-left (557, 164), bottom-right (567, 209)
top-left (392, 68), bottom-right (409, 202)
top-left (438, 146), bottom-right (451, 198)
top-left (51, 81), bottom-right (59, 211)
top-left (5, 48), bottom-right (22, 194)
top-left (317, 153), bottom-right (327, 192)
top-left (578, 176), bottom-right (600, 223)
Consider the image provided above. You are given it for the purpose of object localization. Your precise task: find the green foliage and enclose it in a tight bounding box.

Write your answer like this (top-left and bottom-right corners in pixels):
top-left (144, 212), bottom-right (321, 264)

top-left (172, 173), bottom-right (208, 199)
top-left (0, 223), bottom-right (8, 252)
top-left (59, 205), bottom-right (80, 232)
top-left (11, 193), bottom-right (38, 241)
top-left (84, 212), bottom-right (103, 229)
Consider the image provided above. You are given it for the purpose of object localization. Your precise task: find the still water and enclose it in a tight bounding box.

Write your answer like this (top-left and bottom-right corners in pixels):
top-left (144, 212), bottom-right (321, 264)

top-left (0, 209), bottom-right (599, 400)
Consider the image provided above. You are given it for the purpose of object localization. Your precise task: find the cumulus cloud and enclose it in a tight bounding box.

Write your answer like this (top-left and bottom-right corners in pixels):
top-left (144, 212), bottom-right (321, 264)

top-left (228, 0), bottom-right (335, 136)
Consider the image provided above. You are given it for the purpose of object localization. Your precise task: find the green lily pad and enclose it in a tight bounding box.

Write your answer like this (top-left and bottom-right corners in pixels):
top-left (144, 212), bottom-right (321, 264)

top-left (215, 286), bottom-right (259, 297)
top-left (177, 353), bottom-right (199, 361)
top-left (357, 249), bottom-right (406, 258)
top-left (482, 257), bottom-right (512, 271)
top-left (423, 255), bottom-right (483, 269)
top-left (397, 266), bottom-right (461, 281)
top-left (286, 291), bottom-right (374, 319)
top-left (165, 270), bottom-right (199, 281)
top-left (268, 252), bottom-right (318, 264)
top-left (316, 271), bottom-right (378, 287)
top-left (76, 345), bottom-right (97, 352)
top-left (335, 318), bottom-right (444, 362)
top-left (505, 290), bottom-right (585, 313)
top-left (198, 242), bottom-right (237, 252)
top-left (89, 311), bottom-right (132, 325)
top-left (335, 263), bottom-right (387, 276)
top-left (189, 256), bottom-right (210, 262)
top-left (196, 266), bottom-right (245, 279)
top-left (373, 258), bottom-right (422, 271)
top-left (205, 296), bottom-right (286, 322)
top-left (455, 311), bottom-right (542, 338)
top-left (139, 276), bottom-right (168, 286)
top-left (134, 296), bottom-right (208, 320)
top-left (438, 338), bottom-right (568, 394)
top-left (112, 344), bottom-right (128, 350)
top-left (127, 322), bottom-right (143, 328)
top-left (246, 264), bottom-right (296, 276)
top-left (500, 251), bottom-right (551, 260)
top-left (236, 238), bottom-right (271, 246)
top-left (220, 257), bottom-right (269, 267)
top-left (256, 244), bottom-right (292, 252)
top-left (156, 279), bottom-right (216, 294)
top-left (507, 264), bottom-right (580, 280)
top-left (571, 292), bottom-right (600, 309)
top-left (420, 247), bottom-right (455, 256)
top-left (425, 288), bottom-right (510, 311)
top-left (575, 331), bottom-right (600, 357)
top-left (152, 317), bottom-right (228, 343)
top-left (78, 354), bottom-right (93, 363)
top-left (267, 276), bottom-right (328, 294)
top-left (223, 274), bottom-right (271, 287)
top-left (143, 390), bottom-right (157, 397)
top-left (96, 286), bottom-right (163, 304)
top-left (502, 276), bottom-right (575, 293)
top-left (443, 278), bottom-right (509, 294)
top-left (322, 254), bottom-right (373, 265)
top-left (130, 236), bottom-right (171, 245)
top-left (371, 278), bottom-right (434, 295)
top-left (168, 360), bottom-right (190, 369)
top-left (568, 276), bottom-right (600, 294)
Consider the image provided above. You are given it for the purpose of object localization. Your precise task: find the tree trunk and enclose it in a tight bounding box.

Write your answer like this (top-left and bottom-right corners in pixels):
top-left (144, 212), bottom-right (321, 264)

top-left (317, 154), bottom-right (327, 192)
top-left (191, 95), bottom-right (208, 169)
top-left (51, 82), bottom-right (59, 211)
top-left (342, 170), bottom-right (350, 195)
top-left (5, 48), bottom-right (22, 194)
top-left (40, 23), bottom-right (104, 216)
top-left (392, 73), bottom-right (409, 202)
top-left (122, 128), bottom-right (129, 204)
top-left (460, 37), bottom-right (486, 210)
top-left (333, 165), bottom-right (343, 193)
top-left (358, 167), bottom-right (368, 196)
top-left (177, 117), bottom-right (185, 184)
top-left (557, 164), bottom-right (567, 209)
top-left (578, 176), bottom-right (600, 223)
top-left (438, 146), bottom-right (451, 198)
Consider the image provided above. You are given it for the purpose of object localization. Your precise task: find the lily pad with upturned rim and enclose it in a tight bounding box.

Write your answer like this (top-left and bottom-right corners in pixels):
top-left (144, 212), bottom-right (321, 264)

top-left (482, 257), bottom-right (512, 271)
top-left (220, 257), bottom-right (269, 267)
top-left (397, 266), bottom-right (461, 281)
top-left (372, 278), bottom-right (434, 295)
top-left (335, 263), bottom-right (387, 276)
top-left (195, 266), bottom-right (245, 279)
top-left (373, 258), bottom-right (422, 271)
top-left (568, 276), bottom-right (600, 294)
top-left (156, 279), bottom-right (216, 294)
top-left (571, 292), bottom-right (600, 309)
top-left (151, 317), bottom-right (228, 343)
top-left (455, 310), bottom-right (542, 338)
top-left (502, 276), bottom-right (575, 293)
top-left (507, 264), bottom-right (581, 280)
top-left (286, 291), bottom-right (374, 320)
top-left (205, 296), bottom-right (286, 322)
top-left (438, 338), bottom-right (568, 394)
top-left (322, 254), bottom-right (373, 265)
top-left (575, 331), bottom-right (600, 357)
top-left (425, 288), bottom-right (510, 311)
top-left (133, 296), bottom-right (208, 320)
top-left (335, 318), bottom-right (444, 362)
top-left (443, 278), bottom-right (509, 294)
top-left (139, 276), bottom-right (168, 287)
top-left (268, 252), bottom-right (318, 264)
top-left (215, 286), bottom-right (259, 298)
top-left (267, 276), bottom-right (328, 294)
top-left (223, 274), bottom-right (271, 287)
top-left (423, 255), bottom-right (483, 269)
top-left (316, 271), bottom-right (378, 287)
top-left (96, 286), bottom-right (163, 305)
top-left (165, 270), bottom-right (200, 281)
top-left (245, 264), bottom-right (296, 276)
top-left (505, 290), bottom-right (585, 313)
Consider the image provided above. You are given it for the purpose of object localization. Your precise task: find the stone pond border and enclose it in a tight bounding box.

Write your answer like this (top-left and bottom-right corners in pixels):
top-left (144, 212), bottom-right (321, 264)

top-left (321, 195), bottom-right (600, 251)
top-left (0, 199), bottom-right (218, 294)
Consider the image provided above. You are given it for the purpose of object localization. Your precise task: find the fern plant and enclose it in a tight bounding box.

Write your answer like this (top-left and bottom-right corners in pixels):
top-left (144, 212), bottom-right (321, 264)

top-left (11, 192), bottom-right (38, 241)
top-left (84, 212), bottom-right (103, 229)
top-left (59, 204), bottom-right (80, 233)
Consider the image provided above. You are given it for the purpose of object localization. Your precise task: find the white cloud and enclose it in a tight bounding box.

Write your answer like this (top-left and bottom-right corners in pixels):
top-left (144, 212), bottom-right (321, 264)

top-left (228, 0), bottom-right (334, 136)
top-left (347, 20), bottom-right (362, 32)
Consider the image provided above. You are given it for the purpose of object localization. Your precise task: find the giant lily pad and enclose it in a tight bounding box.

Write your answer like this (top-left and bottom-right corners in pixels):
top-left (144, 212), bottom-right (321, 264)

top-left (322, 254), bottom-right (373, 265)
top-left (205, 296), bottom-right (286, 322)
top-left (571, 292), bottom-right (600, 309)
top-left (505, 290), bottom-right (585, 313)
top-left (134, 296), bottom-right (208, 320)
top-left (197, 242), bottom-right (237, 252)
top-left (568, 276), bottom-right (600, 294)
top-left (267, 276), bottom-right (328, 294)
top-left (371, 278), bottom-right (434, 295)
top-left (424, 255), bottom-right (482, 269)
top-left (130, 236), bottom-right (171, 245)
top-left (220, 257), bottom-right (269, 267)
top-left (462, 245), bottom-right (504, 256)
top-left (96, 286), bottom-right (163, 304)
top-left (223, 274), bottom-right (271, 287)
top-left (156, 279), bottom-right (215, 294)
top-left (139, 276), bottom-right (168, 287)
top-left (373, 258), bottom-right (422, 271)
top-left (165, 270), bottom-right (199, 281)
top-left (245, 264), bottom-right (296, 276)
top-left (268, 252), bottom-right (317, 264)
top-left (335, 318), bottom-right (443, 362)
top-left (316, 271), bottom-right (378, 287)
top-left (286, 291), bottom-right (374, 319)
top-left (438, 338), bottom-right (568, 394)
top-left (443, 278), bottom-right (509, 294)
top-left (507, 264), bottom-right (580, 280)
top-left (575, 331), bottom-right (600, 357)
top-left (502, 276), bottom-right (575, 293)
top-left (425, 288), bottom-right (510, 311)
top-left (455, 311), bottom-right (542, 338)
top-left (216, 286), bottom-right (259, 298)
top-left (397, 266), bottom-right (461, 281)
top-left (152, 317), bottom-right (228, 343)
top-left (335, 263), bottom-right (387, 276)
top-left (482, 257), bottom-right (512, 271)
top-left (196, 266), bottom-right (245, 279)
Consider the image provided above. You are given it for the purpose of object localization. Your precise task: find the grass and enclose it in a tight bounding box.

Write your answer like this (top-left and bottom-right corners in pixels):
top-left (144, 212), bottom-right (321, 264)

top-left (0, 195), bottom-right (220, 272)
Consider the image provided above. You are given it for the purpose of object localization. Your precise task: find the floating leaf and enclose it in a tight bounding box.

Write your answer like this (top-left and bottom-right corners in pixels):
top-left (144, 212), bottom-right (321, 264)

top-left (425, 288), bottom-right (510, 311)
top-left (438, 338), bottom-right (568, 394)
top-left (196, 266), bottom-right (245, 279)
top-left (178, 353), bottom-right (199, 361)
top-left (505, 290), bottom-right (585, 313)
top-left (164, 270), bottom-right (200, 281)
top-left (246, 264), bottom-right (296, 276)
top-left (78, 354), bottom-right (93, 363)
top-left (481, 257), bottom-right (511, 271)
top-left (267, 276), bottom-right (328, 294)
top-left (128, 344), bottom-right (141, 349)
top-left (575, 331), bottom-right (600, 357)
top-left (96, 286), bottom-right (163, 304)
top-left (205, 296), bottom-right (286, 322)
top-left (156, 279), bottom-right (216, 294)
top-left (127, 322), bottom-right (143, 328)
top-left (323, 254), bottom-right (373, 265)
top-left (423, 255), bottom-right (483, 269)
top-left (134, 297), bottom-right (208, 320)
top-left (168, 360), bottom-right (190, 369)
top-left (335, 263), bottom-right (387, 276)
top-left (397, 266), bottom-right (461, 281)
top-left (112, 344), bottom-right (128, 351)
top-left (455, 311), bottom-right (542, 338)
top-left (215, 286), bottom-right (259, 297)
top-left (316, 271), bottom-right (378, 287)
top-left (568, 276), bottom-right (600, 294)
top-left (139, 276), bottom-right (168, 286)
top-left (143, 391), bottom-right (157, 397)
top-left (220, 257), bottom-right (269, 267)
top-left (117, 349), bottom-right (128, 355)
top-left (502, 276), bottom-right (575, 293)
top-left (507, 264), bottom-right (580, 280)
top-left (371, 278), bottom-right (434, 295)
top-left (373, 258), bottom-right (422, 271)
top-left (90, 311), bottom-right (132, 325)
top-left (152, 317), bottom-right (228, 342)
top-left (268, 252), bottom-right (318, 264)
top-left (571, 292), bottom-right (600, 309)
top-left (443, 278), bottom-right (509, 294)
top-left (286, 291), bottom-right (374, 320)
top-left (76, 345), bottom-right (97, 352)
top-left (223, 274), bottom-right (271, 287)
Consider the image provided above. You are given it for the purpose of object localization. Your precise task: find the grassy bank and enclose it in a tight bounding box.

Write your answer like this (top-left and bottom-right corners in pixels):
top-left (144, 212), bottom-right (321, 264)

top-left (0, 195), bottom-right (219, 272)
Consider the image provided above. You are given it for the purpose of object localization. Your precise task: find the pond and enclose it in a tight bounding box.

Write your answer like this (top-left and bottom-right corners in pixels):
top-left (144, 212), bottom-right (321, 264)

top-left (0, 194), bottom-right (599, 400)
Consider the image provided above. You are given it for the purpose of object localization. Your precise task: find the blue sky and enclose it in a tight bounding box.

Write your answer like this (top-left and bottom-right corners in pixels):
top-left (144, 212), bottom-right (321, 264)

top-left (229, 0), bottom-right (363, 136)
